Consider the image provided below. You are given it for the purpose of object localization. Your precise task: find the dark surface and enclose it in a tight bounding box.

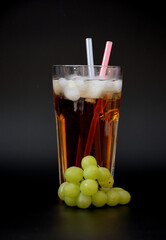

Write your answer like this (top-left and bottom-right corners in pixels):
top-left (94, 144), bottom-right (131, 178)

top-left (0, 167), bottom-right (165, 240)
top-left (0, 1), bottom-right (166, 239)
top-left (0, 0), bottom-right (166, 170)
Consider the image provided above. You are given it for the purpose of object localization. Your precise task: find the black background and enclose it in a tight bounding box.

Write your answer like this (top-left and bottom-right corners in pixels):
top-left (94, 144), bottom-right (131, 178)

top-left (0, 1), bottom-right (166, 239)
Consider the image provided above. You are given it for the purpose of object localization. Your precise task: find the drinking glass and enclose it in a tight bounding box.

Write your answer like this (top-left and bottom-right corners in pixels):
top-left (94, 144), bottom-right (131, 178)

top-left (52, 65), bottom-right (123, 183)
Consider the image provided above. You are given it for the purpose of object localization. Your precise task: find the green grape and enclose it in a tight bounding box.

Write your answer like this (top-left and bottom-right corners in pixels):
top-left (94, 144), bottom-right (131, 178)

top-left (64, 166), bottom-right (83, 183)
top-left (63, 183), bottom-right (80, 198)
top-left (98, 176), bottom-right (114, 188)
top-left (113, 188), bottom-right (131, 205)
top-left (92, 191), bottom-right (107, 207)
top-left (80, 179), bottom-right (98, 196)
top-left (75, 182), bottom-right (81, 187)
top-left (81, 155), bottom-right (97, 169)
top-left (97, 167), bottom-right (111, 181)
top-left (100, 187), bottom-right (110, 192)
top-left (107, 189), bottom-right (120, 206)
top-left (58, 182), bottom-right (69, 200)
top-left (83, 165), bottom-right (99, 180)
top-left (76, 193), bottom-right (92, 209)
top-left (113, 187), bottom-right (124, 191)
top-left (64, 197), bottom-right (77, 207)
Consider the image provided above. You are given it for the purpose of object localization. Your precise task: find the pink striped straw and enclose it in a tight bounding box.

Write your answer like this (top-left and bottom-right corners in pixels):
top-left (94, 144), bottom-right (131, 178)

top-left (99, 41), bottom-right (113, 77)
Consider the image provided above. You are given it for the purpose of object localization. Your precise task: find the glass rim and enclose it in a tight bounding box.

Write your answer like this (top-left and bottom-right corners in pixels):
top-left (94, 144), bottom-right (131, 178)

top-left (52, 65), bottom-right (121, 69)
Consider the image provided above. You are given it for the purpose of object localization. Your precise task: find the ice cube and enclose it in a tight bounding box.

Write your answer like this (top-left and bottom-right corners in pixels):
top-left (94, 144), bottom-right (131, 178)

top-left (58, 78), bottom-right (68, 88)
top-left (64, 80), bottom-right (80, 101)
top-left (53, 80), bottom-right (63, 95)
top-left (103, 79), bottom-right (122, 98)
top-left (85, 80), bottom-right (105, 99)
top-left (104, 80), bottom-right (122, 93)
top-left (104, 80), bottom-right (117, 93)
top-left (67, 74), bottom-right (78, 80)
top-left (75, 79), bottom-right (87, 92)
top-left (68, 74), bottom-right (89, 81)
top-left (114, 80), bottom-right (122, 92)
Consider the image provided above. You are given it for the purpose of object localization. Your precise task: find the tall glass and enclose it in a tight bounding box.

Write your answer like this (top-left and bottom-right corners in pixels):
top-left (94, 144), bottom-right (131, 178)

top-left (52, 65), bottom-right (123, 184)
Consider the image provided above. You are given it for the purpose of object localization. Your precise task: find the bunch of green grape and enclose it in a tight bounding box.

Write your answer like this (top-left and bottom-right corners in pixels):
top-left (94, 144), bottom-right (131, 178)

top-left (58, 155), bottom-right (131, 209)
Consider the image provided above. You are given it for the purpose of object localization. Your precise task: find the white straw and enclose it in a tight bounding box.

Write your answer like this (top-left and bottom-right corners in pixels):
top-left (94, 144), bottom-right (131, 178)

top-left (86, 38), bottom-right (95, 77)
